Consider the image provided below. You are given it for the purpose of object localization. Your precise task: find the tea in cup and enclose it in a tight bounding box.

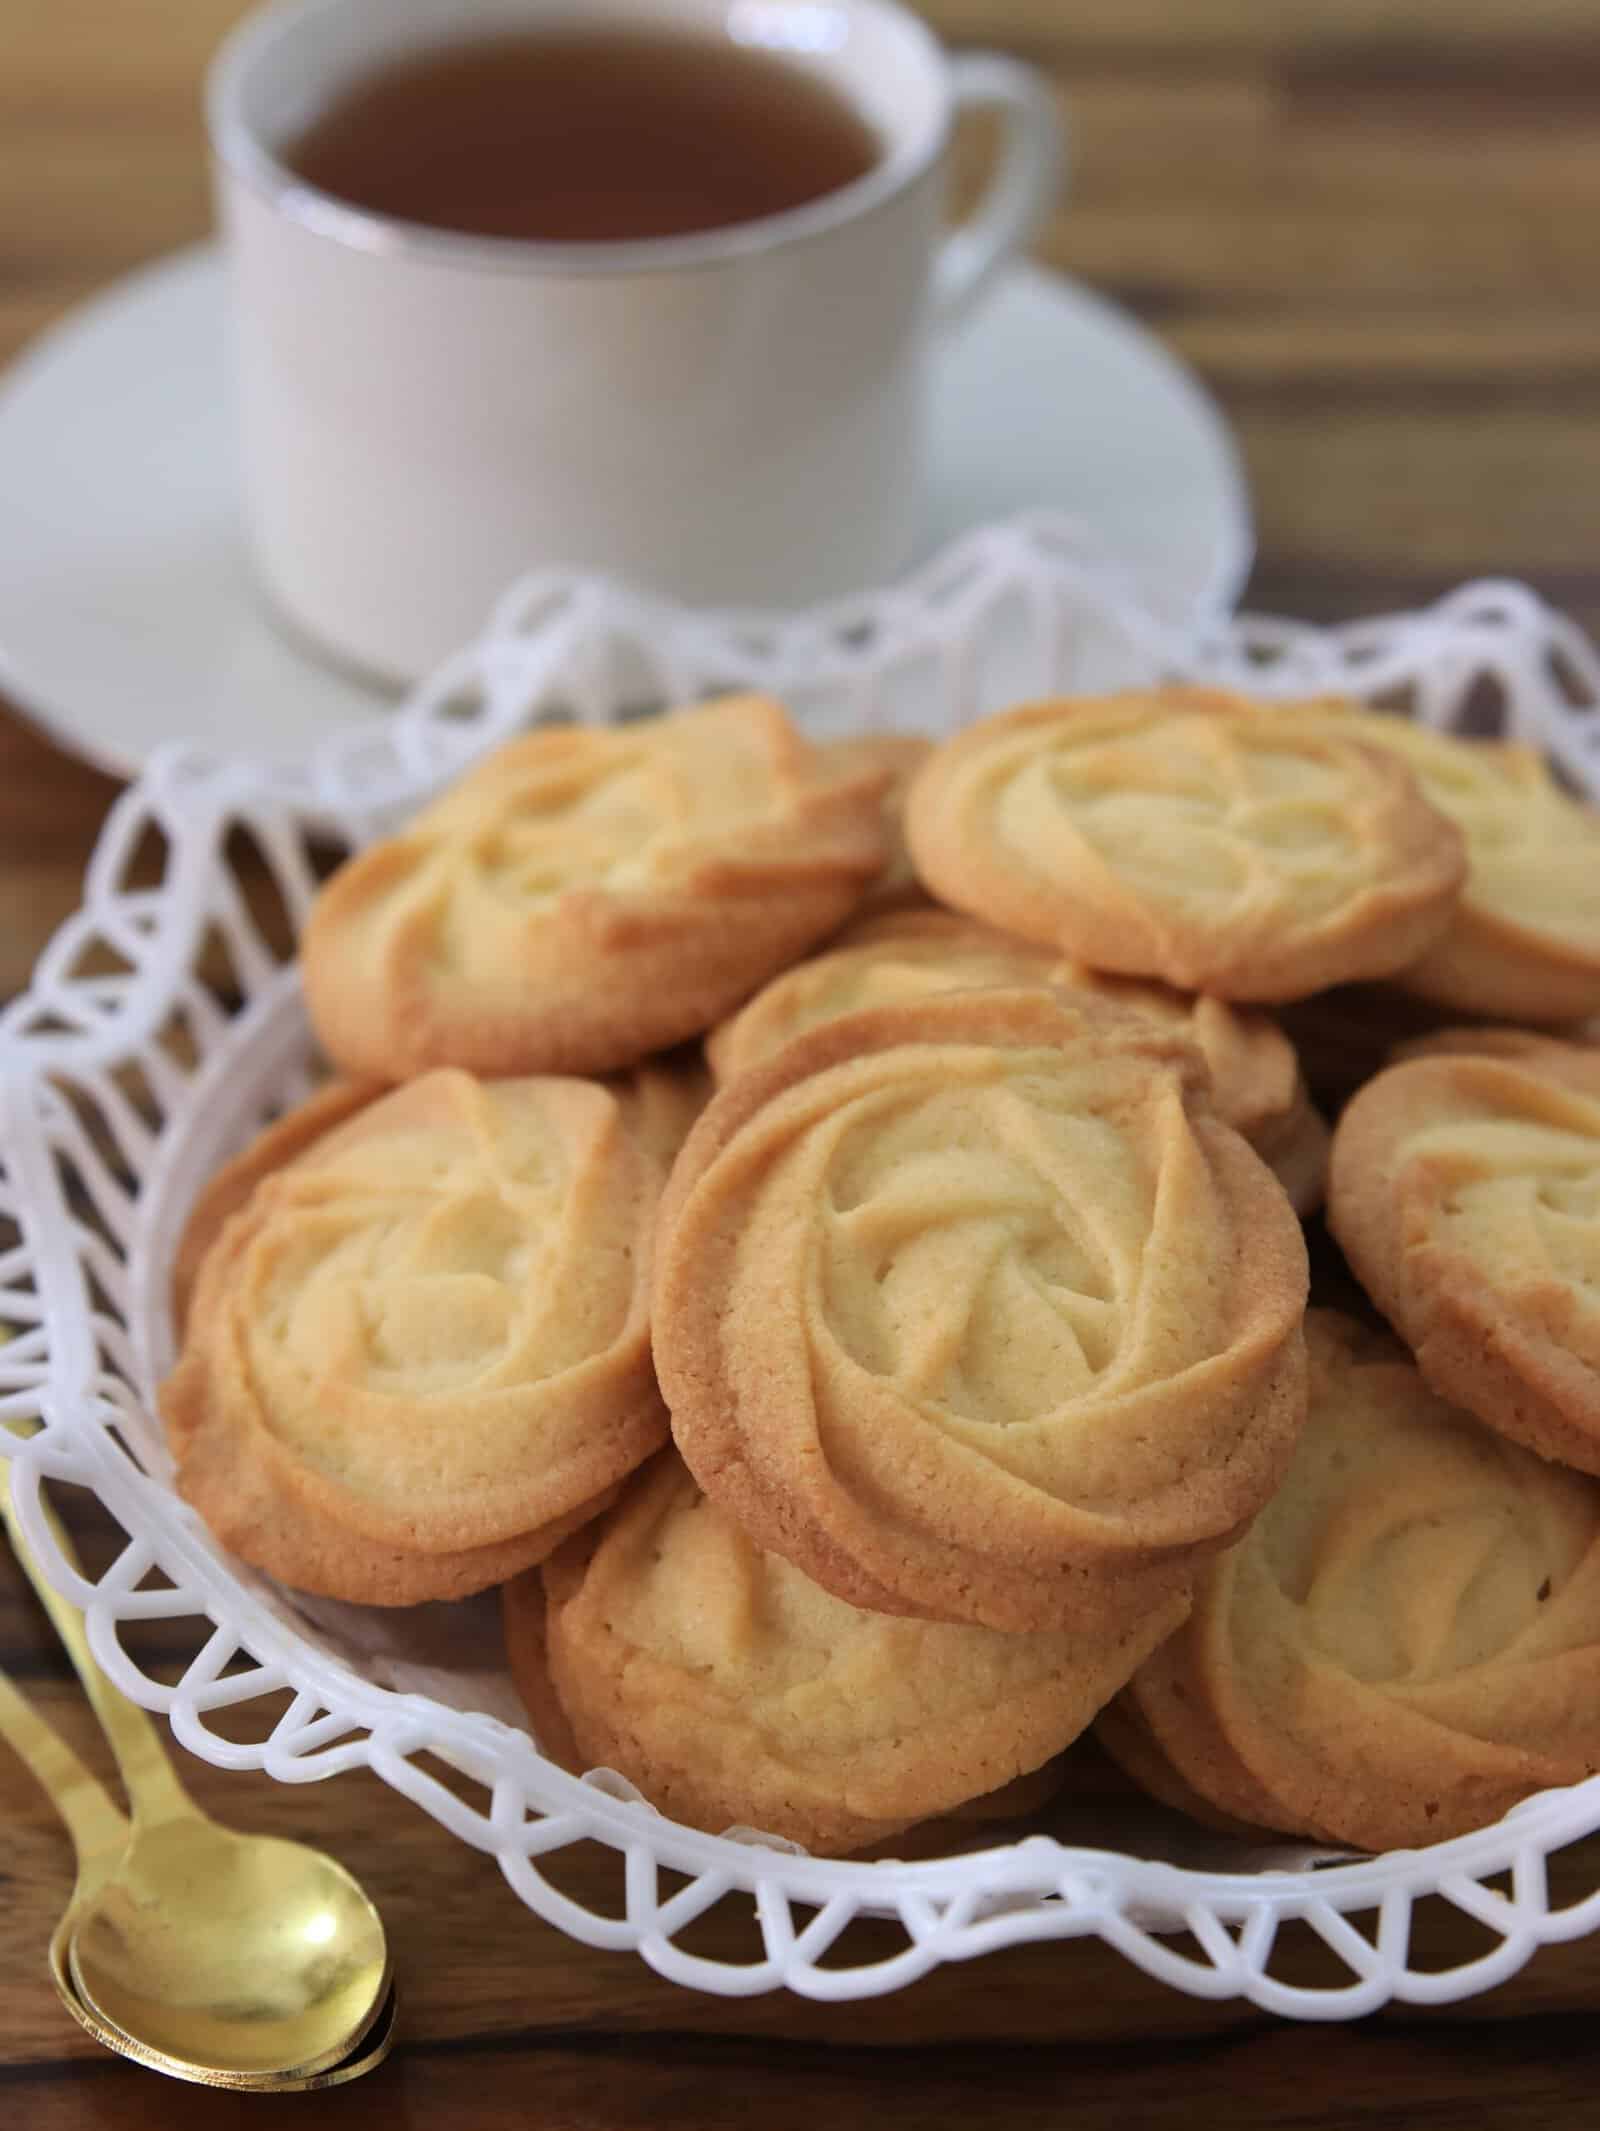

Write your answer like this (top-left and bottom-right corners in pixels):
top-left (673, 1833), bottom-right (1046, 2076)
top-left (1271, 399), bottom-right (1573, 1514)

top-left (209, 0), bottom-right (1064, 680)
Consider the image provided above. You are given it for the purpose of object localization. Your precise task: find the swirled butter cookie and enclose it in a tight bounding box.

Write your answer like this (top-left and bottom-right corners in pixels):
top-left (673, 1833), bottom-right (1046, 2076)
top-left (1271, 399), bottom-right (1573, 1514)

top-left (704, 909), bottom-right (1060, 1083)
top-left (163, 1068), bottom-right (669, 1603)
top-left (503, 1550), bottom-right (1070, 1840)
top-left (171, 1057), bottom-right (707, 1335)
top-left (171, 1076), bottom-right (383, 1334)
top-left (1390, 1025), bottom-right (1600, 1069)
top-left (706, 909), bottom-right (1330, 1211)
top-left (902, 688), bottom-right (1466, 1001)
top-left (1052, 961), bottom-right (1329, 1214)
top-left (656, 989), bottom-right (1309, 1633)
top-left (507, 1455), bottom-right (1188, 1855)
top-left (1329, 1038), bottom-right (1600, 1473)
top-left (1103, 1311), bottom-right (1600, 1849)
top-left (302, 694), bottom-right (890, 1080)
top-left (822, 732), bottom-right (935, 918)
top-left (1290, 705), bottom-right (1600, 1021)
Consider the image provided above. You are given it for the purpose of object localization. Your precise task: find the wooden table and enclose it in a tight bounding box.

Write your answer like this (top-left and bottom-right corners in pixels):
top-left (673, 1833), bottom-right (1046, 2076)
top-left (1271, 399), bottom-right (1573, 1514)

top-left (5, 3), bottom-right (1600, 2123)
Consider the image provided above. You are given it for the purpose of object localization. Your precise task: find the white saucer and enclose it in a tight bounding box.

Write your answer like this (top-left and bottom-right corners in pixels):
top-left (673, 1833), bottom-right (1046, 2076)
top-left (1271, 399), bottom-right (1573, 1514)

top-left (0, 244), bottom-right (1251, 777)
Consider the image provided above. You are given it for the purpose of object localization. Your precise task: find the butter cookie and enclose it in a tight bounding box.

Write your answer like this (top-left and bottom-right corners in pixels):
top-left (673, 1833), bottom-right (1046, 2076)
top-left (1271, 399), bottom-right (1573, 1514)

top-left (1103, 1311), bottom-right (1600, 1848)
top-left (1292, 706), bottom-right (1600, 1021)
top-left (163, 1068), bottom-right (668, 1602)
top-left (1389, 1025), bottom-right (1600, 1069)
top-left (707, 908), bottom-right (1329, 1211)
top-left (703, 908), bottom-right (1060, 1084)
top-left (902, 688), bottom-right (1466, 1001)
top-left (1052, 963), bottom-right (1329, 1215)
top-left (509, 1455), bottom-right (1187, 1855)
top-left (171, 1056), bottom-right (706, 1333)
top-left (1330, 1037), bottom-right (1600, 1473)
top-left (302, 694), bottom-right (890, 1079)
top-left (656, 989), bottom-right (1309, 1632)
top-left (822, 732), bottom-right (934, 917)
top-left (171, 1076), bottom-right (382, 1333)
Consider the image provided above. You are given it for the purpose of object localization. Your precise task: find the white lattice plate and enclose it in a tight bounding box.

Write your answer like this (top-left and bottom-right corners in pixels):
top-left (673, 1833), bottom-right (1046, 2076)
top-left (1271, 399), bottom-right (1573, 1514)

top-left (4, 515), bottom-right (1600, 2016)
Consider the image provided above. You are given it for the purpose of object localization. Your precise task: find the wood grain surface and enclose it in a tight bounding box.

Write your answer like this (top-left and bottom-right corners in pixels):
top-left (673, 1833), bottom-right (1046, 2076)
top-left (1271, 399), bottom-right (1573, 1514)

top-left (4, 2), bottom-right (1600, 2124)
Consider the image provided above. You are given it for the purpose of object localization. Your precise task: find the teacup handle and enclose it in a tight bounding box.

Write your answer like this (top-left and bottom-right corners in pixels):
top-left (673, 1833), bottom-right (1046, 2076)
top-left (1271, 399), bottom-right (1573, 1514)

top-left (933, 53), bottom-right (1066, 332)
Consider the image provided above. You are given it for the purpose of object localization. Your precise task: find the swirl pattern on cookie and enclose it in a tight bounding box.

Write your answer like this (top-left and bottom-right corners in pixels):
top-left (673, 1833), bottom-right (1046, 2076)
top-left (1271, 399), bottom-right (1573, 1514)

top-left (1390, 1026), bottom-right (1600, 1069)
top-left (657, 989), bottom-right (1309, 1632)
top-left (163, 1068), bottom-right (668, 1602)
top-left (170, 1076), bottom-right (383, 1334)
top-left (902, 687), bottom-right (1466, 1001)
top-left (704, 909), bottom-right (1060, 1083)
top-left (1292, 705), bottom-right (1600, 1020)
top-left (707, 908), bottom-right (1330, 1210)
top-left (1105, 1311), bottom-right (1600, 1848)
top-left (1330, 1038), bottom-right (1600, 1473)
top-left (511, 1455), bottom-right (1188, 1855)
top-left (302, 694), bottom-right (890, 1079)
top-left (1051, 962), bottom-right (1329, 1212)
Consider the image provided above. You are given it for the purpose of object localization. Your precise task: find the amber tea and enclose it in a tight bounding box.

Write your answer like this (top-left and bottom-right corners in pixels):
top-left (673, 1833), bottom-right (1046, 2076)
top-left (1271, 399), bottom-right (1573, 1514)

top-left (283, 26), bottom-right (883, 242)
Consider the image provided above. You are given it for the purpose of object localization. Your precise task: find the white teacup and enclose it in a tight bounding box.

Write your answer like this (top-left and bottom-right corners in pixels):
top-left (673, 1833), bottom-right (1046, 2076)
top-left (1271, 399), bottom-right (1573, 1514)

top-left (209, 0), bottom-right (1063, 683)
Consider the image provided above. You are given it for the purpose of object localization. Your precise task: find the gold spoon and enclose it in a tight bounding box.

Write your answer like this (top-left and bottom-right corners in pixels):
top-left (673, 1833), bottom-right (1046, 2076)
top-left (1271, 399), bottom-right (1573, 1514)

top-left (0, 1462), bottom-right (392, 2085)
top-left (0, 1662), bottom-right (398, 2088)
top-left (0, 1662), bottom-right (145, 2051)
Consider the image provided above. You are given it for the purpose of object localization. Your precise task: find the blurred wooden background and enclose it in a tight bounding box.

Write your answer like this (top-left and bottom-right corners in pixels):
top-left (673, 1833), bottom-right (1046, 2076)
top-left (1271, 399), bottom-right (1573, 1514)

top-left (3, 3), bottom-right (1600, 2124)
top-left (7, 0), bottom-right (1599, 634)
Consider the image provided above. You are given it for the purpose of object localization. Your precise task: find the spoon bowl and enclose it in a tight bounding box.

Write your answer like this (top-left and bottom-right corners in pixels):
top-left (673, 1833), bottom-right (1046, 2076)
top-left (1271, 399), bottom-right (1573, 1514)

top-left (0, 1657), bottom-right (395, 2088)
top-left (69, 1816), bottom-right (390, 2080)
top-left (53, 1933), bottom-right (399, 2091)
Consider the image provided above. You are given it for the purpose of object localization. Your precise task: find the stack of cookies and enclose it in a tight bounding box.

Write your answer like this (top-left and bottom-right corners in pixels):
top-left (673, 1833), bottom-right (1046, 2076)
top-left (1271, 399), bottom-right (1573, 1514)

top-left (163, 683), bottom-right (1600, 1855)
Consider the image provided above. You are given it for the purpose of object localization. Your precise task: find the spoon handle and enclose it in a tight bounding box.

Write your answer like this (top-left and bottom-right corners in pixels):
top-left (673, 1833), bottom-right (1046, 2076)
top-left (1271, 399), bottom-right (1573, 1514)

top-left (0, 1462), bottom-right (196, 1828)
top-left (0, 1663), bottom-right (131, 1863)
